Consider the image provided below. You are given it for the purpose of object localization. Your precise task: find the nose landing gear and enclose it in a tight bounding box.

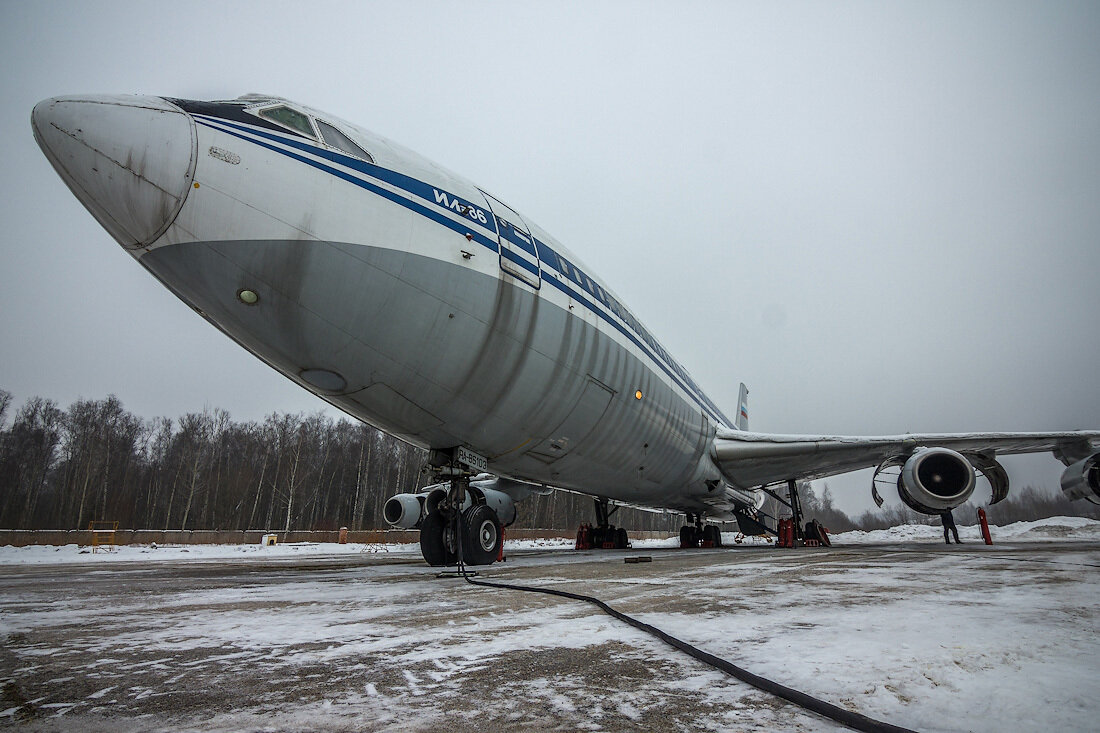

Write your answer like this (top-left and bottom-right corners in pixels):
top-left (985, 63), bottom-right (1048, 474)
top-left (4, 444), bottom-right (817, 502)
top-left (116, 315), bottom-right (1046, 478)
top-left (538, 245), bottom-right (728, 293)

top-left (419, 450), bottom-right (503, 567)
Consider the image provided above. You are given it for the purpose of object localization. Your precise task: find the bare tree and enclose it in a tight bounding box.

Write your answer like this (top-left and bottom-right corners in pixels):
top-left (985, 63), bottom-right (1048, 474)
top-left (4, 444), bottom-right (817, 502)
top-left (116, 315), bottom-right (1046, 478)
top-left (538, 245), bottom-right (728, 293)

top-left (0, 389), bottom-right (12, 429)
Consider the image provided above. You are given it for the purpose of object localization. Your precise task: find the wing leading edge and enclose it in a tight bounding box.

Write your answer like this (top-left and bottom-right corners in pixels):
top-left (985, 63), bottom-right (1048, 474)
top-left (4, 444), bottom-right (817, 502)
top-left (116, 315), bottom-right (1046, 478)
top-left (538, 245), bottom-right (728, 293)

top-left (712, 428), bottom-right (1100, 490)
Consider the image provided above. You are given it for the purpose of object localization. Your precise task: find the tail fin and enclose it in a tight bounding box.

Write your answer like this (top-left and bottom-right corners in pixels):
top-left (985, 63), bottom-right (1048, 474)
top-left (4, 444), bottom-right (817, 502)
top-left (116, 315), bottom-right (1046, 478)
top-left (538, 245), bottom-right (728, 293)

top-left (736, 383), bottom-right (749, 431)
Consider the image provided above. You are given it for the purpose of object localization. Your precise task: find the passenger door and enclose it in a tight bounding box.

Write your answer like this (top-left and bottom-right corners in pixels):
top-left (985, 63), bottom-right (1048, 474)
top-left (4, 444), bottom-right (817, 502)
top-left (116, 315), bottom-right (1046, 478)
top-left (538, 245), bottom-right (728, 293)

top-left (478, 189), bottom-right (541, 289)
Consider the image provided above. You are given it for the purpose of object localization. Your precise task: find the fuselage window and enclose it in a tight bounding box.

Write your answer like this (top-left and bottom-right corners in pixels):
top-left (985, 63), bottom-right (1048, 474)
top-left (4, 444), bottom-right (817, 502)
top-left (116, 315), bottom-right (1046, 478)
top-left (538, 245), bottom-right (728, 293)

top-left (317, 120), bottom-right (374, 163)
top-left (258, 106), bottom-right (317, 139)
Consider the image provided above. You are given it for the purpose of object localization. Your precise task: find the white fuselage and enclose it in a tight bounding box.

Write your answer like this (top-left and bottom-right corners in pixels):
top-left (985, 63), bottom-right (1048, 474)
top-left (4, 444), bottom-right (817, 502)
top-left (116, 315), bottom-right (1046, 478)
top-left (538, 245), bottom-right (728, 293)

top-left (33, 94), bottom-right (747, 518)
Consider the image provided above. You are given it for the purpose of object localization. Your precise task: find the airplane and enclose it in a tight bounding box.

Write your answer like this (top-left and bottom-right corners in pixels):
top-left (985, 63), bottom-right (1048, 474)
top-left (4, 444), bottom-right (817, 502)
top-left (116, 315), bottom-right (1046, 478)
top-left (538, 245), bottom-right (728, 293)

top-left (32, 93), bottom-right (1100, 566)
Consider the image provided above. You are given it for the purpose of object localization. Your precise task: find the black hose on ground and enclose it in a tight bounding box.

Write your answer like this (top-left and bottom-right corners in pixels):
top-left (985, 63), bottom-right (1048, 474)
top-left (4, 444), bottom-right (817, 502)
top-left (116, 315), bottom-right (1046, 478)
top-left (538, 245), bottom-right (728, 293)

top-left (462, 571), bottom-right (919, 733)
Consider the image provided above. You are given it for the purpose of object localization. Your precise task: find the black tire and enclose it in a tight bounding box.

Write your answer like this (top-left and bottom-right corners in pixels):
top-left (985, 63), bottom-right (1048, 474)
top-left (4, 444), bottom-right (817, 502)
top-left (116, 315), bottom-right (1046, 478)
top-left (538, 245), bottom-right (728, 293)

top-left (615, 527), bottom-right (629, 549)
top-left (703, 524), bottom-right (720, 546)
top-left (679, 525), bottom-right (694, 548)
top-left (420, 511), bottom-right (456, 567)
top-left (461, 505), bottom-right (501, 566)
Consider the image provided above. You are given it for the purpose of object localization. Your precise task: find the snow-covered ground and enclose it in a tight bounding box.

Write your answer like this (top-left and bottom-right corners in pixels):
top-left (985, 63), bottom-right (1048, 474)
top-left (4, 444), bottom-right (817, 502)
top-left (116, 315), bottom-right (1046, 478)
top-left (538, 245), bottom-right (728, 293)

top-left (0, 517), bottom-right (1097, 732)
top-left (0, 516), bottom-right (1095, 565)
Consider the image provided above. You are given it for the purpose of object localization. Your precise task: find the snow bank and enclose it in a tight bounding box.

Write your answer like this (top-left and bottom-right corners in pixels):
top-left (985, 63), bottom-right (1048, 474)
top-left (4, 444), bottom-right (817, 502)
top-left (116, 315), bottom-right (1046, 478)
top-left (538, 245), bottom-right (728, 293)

top-left (832, 515), bottom-right (1100, 544)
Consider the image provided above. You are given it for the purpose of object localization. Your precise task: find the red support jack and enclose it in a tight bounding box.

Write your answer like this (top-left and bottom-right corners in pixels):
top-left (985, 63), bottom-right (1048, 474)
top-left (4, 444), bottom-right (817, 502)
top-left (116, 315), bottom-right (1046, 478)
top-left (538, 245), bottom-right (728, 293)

top-left (575, 523), bottom-right (592, 550)
top-left (977, 507), bottom-right (993, 545)
top-left (776, 518), bottom-right (795, 548)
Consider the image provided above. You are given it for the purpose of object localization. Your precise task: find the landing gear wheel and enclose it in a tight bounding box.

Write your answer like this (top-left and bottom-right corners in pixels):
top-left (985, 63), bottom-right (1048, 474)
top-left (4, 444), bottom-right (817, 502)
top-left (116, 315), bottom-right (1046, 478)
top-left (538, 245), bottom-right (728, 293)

top-left (615, 527), bottom-right (629, 549)
top-left (420, 511), bottom-right (456, 567)
top-left (679, 525), bottom-right (696, 548)
top-left (703, 524), bottom-right (721, 547)
top-left (461, 505), bottom-right (502, 566)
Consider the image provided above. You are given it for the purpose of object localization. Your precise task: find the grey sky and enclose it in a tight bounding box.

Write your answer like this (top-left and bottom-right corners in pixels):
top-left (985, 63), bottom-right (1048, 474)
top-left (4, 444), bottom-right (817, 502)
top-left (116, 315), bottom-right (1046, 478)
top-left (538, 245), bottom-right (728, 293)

top-left (2, 1), bottom-right (1097, 515)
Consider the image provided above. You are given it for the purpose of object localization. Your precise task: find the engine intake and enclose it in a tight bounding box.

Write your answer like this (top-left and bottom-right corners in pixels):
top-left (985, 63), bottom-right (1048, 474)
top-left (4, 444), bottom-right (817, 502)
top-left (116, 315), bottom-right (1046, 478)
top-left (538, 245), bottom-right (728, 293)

top-left (1061, 453), bottom-right (1100, 505)
top-left (383, 493), bottom-right (425, 529)
top-left (897, 447), bottom-right (976, 514)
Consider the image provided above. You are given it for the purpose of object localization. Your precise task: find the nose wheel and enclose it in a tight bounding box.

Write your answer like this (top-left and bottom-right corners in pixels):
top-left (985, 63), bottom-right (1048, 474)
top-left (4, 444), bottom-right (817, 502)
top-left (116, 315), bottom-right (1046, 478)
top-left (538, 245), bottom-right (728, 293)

top-left (418, 474), bottom-right (503, 567)
top-left (461, 504), bottom-right (502, 566)
top-left (420, 510), bottom-right (458, 566)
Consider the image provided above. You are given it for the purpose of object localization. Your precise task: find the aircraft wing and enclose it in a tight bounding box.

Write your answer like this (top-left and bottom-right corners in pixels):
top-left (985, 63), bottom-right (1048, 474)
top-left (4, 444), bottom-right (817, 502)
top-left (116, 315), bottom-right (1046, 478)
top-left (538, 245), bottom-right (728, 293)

top-left (712, 427), bottom-right (1100, 489)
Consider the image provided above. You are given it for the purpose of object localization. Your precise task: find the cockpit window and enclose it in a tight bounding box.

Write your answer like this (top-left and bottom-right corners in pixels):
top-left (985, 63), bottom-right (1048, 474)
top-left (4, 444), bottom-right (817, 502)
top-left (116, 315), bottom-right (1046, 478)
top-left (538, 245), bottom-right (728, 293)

top-left (258, 105), bottom-right (316, 139)
top-left (317, 120), bottom-right (374, 163)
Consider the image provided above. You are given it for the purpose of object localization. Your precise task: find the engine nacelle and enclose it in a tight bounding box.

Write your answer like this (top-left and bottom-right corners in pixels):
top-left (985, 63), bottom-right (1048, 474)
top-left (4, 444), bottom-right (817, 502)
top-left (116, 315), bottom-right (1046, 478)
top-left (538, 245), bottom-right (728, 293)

top-left (897, 447), bottom-right (976, 514)
top-left (475, 486), bottom-right (518, 527)
top-left (384, 479), bottom-right (518, 529)
top-left (1061, 453), bottom-right (1100, 505)
top-left (383, 493), bottom-right (425, 529)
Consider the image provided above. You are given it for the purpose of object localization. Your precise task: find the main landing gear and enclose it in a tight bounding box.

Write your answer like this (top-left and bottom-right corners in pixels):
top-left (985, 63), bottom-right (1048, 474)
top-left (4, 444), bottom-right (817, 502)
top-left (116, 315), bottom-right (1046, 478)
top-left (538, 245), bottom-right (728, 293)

top-left (419, 468), bottom-right (503, 567)
top-left (679, 513), bottom-right (723, 548)
top-left (765, 479), bottom-right (831, 548)
top-left (575, 498), bottom-right (630, 550)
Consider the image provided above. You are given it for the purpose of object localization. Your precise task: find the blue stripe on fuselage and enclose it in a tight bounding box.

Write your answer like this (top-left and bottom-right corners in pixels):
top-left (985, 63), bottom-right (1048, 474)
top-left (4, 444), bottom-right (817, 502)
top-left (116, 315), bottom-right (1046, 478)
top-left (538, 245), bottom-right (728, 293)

top-left (192, 115), bottom-right (731, 427)
top-left (194, 118), bottom-right (501, 257)
top-left (501, 246), bottom-right (540, 278)
top-left (195, 115), bottom-right (499, 237)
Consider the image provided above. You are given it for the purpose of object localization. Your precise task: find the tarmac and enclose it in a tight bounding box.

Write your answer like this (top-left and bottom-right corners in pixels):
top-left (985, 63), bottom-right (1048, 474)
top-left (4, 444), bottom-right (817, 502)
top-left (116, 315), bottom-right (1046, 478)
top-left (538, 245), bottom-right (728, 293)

top-left (1, 540), bottom-right (1098, 732)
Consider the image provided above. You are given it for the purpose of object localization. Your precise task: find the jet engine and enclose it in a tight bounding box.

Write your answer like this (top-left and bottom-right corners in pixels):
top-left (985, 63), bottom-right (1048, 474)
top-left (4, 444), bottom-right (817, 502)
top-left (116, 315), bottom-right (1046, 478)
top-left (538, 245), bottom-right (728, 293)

top-left (474, 485), bottom-right (518, 526)
top-left (896, 447), bottom-right (976, 514)
top-left (383, 492), bottom-right (427, 529)
top-left (1061, 454), bottom-right (1100, 505)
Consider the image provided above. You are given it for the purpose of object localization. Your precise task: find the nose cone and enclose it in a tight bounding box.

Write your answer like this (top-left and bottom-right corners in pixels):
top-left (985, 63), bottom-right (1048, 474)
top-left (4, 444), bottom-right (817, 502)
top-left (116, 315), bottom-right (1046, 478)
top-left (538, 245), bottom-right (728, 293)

top-left (32, 95), bottom-right (197, 248)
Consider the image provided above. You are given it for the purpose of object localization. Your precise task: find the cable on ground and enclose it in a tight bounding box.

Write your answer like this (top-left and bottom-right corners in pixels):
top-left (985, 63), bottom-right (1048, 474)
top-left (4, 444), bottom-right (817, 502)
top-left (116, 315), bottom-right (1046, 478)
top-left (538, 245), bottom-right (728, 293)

top-left (461, 569), bottom-right (918, 733)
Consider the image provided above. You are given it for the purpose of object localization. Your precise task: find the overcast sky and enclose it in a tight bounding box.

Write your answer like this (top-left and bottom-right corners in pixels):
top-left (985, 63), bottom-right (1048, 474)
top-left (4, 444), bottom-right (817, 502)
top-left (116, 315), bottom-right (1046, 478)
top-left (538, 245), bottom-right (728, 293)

top-left (1, 1), bottom-right (1097, 515)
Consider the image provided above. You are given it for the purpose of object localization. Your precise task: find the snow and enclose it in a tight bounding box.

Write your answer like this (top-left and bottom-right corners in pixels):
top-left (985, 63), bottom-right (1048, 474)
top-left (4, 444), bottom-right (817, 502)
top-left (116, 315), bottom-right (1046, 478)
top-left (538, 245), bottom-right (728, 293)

top-left (0, 539), bottom-right (419, 565)
top-left (0, 516), bottom-right (1094, 565)
top-left (831, 515), bottom-right (1100, 544)
top-left (0, 517), bottom-right (1096, 731)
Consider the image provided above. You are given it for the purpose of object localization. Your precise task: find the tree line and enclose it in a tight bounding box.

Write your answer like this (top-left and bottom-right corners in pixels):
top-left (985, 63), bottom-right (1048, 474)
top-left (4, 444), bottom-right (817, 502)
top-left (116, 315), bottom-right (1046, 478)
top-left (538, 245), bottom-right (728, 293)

top-left (0, 390), bottom-right (680, 532)
top-left (1, 389), bottom-right (1093, 533)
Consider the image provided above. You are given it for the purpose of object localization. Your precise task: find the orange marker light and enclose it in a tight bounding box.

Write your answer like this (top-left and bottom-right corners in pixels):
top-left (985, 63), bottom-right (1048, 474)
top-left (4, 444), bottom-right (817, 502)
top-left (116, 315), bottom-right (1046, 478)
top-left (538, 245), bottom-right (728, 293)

top-left (635, 390), bottom-right (643, 400)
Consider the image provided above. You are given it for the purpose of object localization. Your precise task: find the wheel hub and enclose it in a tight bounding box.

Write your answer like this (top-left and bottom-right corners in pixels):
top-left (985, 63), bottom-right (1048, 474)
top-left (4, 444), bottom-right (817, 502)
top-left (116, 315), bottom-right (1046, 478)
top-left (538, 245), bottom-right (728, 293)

top-left (478, 520), bottom-right (497, 551)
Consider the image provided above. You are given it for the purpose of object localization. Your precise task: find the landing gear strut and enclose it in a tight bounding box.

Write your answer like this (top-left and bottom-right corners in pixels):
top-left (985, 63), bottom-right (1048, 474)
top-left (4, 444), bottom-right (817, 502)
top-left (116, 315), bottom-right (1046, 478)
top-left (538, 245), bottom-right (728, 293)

top-left (787, 479), bottom-right (805, 544)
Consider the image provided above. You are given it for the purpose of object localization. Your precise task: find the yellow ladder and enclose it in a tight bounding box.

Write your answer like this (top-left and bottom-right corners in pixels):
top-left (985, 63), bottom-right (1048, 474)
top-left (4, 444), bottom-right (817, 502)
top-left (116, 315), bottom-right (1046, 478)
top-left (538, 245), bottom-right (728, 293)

top-left (89, 521), bottom-right (119, 553)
